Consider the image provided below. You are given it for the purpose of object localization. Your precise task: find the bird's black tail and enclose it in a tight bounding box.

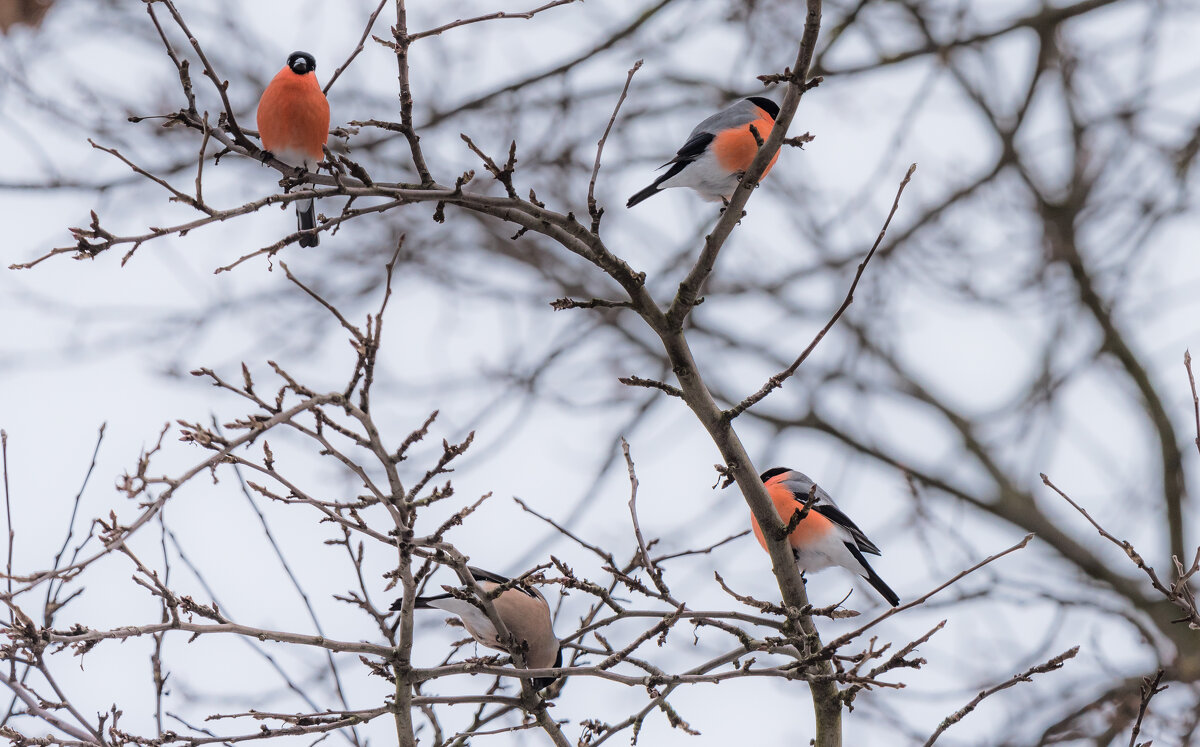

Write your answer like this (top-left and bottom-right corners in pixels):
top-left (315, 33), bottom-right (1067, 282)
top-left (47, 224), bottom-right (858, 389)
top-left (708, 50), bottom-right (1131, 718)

top-left (626, 181), bottom-right (662, 208)
top-left (863, 565), bottom-right (900, 608)
top-left (846, 543), bottom-right (900, 607)
top-left (391, 594), bottom-right (450, 612)
top-left (627, 158), bottom-right (691, 208)
top-left (296, 197), bottom-right (319, 247)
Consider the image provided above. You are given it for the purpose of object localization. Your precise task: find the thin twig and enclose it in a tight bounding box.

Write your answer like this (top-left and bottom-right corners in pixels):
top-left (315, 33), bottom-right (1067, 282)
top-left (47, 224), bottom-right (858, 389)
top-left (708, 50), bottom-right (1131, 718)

top-left (417, 0), bottom-right (674, 127)
top-left (1129, 669), bottom-right (1166, 747)
top-left (0, 674), bottom-right (100, 744)
top-left (1185, 350), bottom-right (1200, 459)
top-left (2, 430), bottom-right (12, 679)
top-left (617, 375), bottom-right (682, 398)
top-left (194, 112), bottom-right (210, 204)
top-left (513, 498), bottom-right (613, 563)
top-left (823, 534), bottom-right (1035, 653)
top-left (620, 438), bottom-right (668, 596)
top-left (279, 261), bottom-right (364, 342)
top-left (726, 163), bottom-right (916, 419)
top-left (923, 646), bottom-right (1079, 745)
top-left (587, 59), bottom-right (642, 233)
top-left (1041, 474), bottom-right (1200, 627)
top-left (213, 418), bottom-right (362, 747)
top-left (409, 0), bottom-right (579, 41)
top-left (550, 296), bottom-right (633, 311)
top-left (6, 395), bottom-right (342, 597)
top-left (324, 0), bottom-right (389, 94)
top-left (156, 0), bottom-right (254, 148)
top-left (45, 424), bottom-right (106, 617)
top-left (390, 0), bottom-right (433, 184)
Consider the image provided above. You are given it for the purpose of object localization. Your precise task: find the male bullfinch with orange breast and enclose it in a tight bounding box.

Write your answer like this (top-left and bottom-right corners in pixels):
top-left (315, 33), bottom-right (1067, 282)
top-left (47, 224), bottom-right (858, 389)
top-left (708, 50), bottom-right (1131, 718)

top-left (256, 51), bottom-right (329, 247)
top-left (626, 97), bottom-right (780, 207)
top-left (751, 467), bottom-right (900, 607)
top-left (393, 566), bottom-right (562, 691)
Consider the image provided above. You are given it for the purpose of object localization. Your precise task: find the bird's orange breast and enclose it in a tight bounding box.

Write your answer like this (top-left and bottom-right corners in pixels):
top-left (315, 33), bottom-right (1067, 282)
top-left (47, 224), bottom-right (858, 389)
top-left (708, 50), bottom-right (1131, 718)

top-left (711, 115), bottom-right (780, 177)
top-left (751, 478), bottom-right (834, 552)
top-left (257, 67), bottom-right (329, 161)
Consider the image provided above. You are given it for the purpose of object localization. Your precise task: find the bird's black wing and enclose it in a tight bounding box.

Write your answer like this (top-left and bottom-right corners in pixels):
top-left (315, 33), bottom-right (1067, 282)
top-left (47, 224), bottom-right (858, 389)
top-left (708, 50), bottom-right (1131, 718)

top-left (467, 566), bottom-right (541, 600)
top-left (627, 131), bottom-right (717, 207)
top-left (391, 566), bottom-right (539, 612)
top-left (662, 131), bottom-right (715, 167)
top-left (465, 566), bottom-right (510, 584)
top-left (644, 132), bottom-right (715, 190)
top-left (811, 503), bottom-right (883, 556)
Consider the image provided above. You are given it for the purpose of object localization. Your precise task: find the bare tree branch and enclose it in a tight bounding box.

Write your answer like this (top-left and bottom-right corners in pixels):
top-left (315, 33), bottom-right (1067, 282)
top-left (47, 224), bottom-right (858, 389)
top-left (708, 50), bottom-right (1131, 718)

top-left (923, 646), bottom-right (1079, 745)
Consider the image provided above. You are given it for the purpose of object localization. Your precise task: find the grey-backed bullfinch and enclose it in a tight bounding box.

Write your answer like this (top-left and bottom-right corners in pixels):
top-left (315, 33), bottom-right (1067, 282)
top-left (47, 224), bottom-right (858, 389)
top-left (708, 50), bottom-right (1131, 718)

top-left (626, 96), bottom-right (780, 207)
top-left (752, 467), bottom-right (900, 607)
top-left (394, 566), bottom-right (563, 691)
top-left (256, 51), bottom-right (330, 247)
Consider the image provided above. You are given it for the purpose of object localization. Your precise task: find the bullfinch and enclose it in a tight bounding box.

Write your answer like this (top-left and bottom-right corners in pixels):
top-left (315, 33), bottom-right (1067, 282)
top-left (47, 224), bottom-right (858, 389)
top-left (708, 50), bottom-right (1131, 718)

top-left (626, 96), bottom-right (780, 207)
top-left (751, 467), bottom-right (900, 607)
top-left (394, 566), bottom-right (562, 691)
top-left (256, 51), bottom-right (330, 247)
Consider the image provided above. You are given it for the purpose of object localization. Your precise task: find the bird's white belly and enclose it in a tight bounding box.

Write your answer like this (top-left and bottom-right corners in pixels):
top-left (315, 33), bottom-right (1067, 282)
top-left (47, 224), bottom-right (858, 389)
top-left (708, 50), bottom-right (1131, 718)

top-left (660, 150), bottom-right (739, 201)
top-left (428, 598), bottom-right (501, 648)
top-left (793, 534), bottom-right (869, 576)
top-left (792, 546), bottom-right (841, 573)
top-left (273, 147), bottom-right (318, 171)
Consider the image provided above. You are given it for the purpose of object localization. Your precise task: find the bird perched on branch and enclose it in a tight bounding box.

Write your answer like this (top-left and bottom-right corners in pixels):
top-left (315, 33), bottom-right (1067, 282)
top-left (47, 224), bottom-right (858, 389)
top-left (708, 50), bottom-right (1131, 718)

top-left (626, 96), bottom-right (780, 208)
top-left (393, 566), bottom-right (563, 691)
top-left (256, 51), bottom-right (329, 247)
top-left (751, 467), bottom-right (900, 607)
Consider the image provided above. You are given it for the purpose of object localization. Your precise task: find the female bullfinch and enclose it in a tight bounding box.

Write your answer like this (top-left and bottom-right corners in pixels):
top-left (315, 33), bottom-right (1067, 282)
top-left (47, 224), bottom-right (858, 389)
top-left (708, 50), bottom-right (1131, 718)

top-left (626, 96), bottom-right (780, 207)
top-left (256, 51), bottom-right (329, 247)
top-left (393, 566), bottom-right (563, 691)
top-left (751, 467), bottom-right (900, 607)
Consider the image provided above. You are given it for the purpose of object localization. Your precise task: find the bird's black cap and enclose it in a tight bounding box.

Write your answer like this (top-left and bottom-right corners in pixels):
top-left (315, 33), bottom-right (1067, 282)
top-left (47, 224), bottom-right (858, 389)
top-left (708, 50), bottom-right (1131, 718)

top-left (746, 96), bottom-right (779, 119)
top-left (288, 51), bottom-right (316, 75)
top-left (759, 467), bottom-right (791, 483)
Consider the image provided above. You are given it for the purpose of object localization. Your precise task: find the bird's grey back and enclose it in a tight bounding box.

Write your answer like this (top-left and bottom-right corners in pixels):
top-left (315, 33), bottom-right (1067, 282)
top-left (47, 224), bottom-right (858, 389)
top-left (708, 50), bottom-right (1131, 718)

top-left (777, 471), bottom-right (840, 508)
top-left (687, 99), bottom-right (766, 139)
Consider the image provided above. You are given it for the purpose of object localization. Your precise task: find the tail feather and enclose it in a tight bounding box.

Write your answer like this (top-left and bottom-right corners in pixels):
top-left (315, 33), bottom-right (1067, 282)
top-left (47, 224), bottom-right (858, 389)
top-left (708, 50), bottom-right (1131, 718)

top-left (627, 158), bottom-right (692, 208)
top-left (296, 197), bottom-right (318, 247)
top-left (392, 594), bottom-right (450, 612)
top-left (862, 565), bottom-right (900, 607)
top-left (845, 542), bottom-right (900, 607)
top-left (626, 182), bottom-right (662, 208)
top-left (389, 593), bottom-right (448, 636)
